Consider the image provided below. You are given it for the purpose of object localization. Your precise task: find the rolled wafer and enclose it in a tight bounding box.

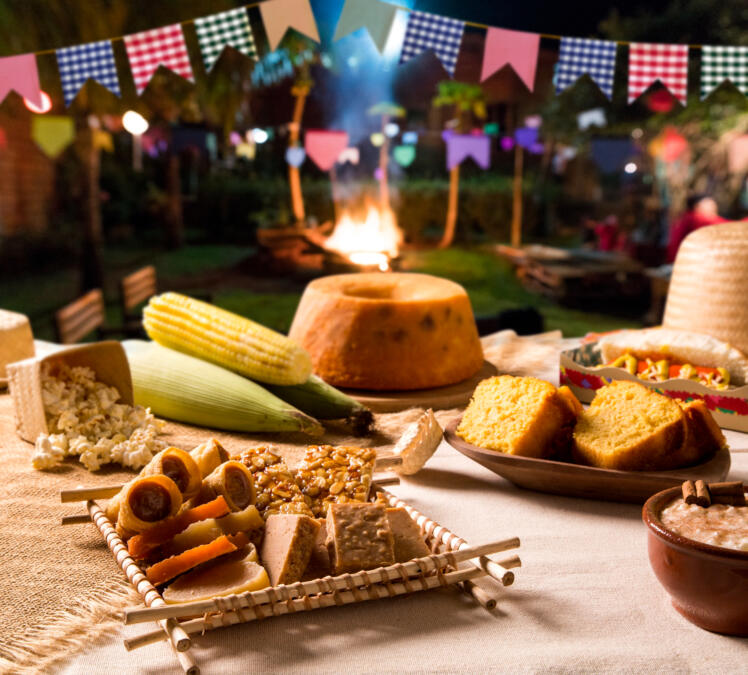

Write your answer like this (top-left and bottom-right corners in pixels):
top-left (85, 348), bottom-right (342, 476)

top-left (116, 475), bottom-right (183, 534)
top-left (190, 439), bottom-right (229, 479)
top-left (198, 460), bottom-right (256, 512)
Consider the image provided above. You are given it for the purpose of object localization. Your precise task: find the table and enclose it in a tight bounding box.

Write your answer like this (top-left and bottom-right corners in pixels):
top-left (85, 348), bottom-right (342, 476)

top-left (58, 434), bottom-right (748, 673)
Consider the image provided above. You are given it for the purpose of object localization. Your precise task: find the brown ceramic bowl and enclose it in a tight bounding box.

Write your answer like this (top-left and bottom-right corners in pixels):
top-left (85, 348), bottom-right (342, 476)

top-left (642, 486), bottom-right (748, 636)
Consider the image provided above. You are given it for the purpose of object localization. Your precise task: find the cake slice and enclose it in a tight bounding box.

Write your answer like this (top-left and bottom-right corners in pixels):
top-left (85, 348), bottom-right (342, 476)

top-left (260, 514), bottom-right (320, 586)
top-left (573, 381), bottom-right (686, 471)
top-left (668, 399), bottom-right (727, 469)
top-left (386, 508), bottom-right (430, 562)
top-left (326, 503), bottom-right (395, 574)
top-left (456, 375), bottom-right (578, 458)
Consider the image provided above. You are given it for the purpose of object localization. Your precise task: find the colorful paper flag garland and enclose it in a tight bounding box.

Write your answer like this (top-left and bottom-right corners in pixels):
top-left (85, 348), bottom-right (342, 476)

top-left (399, 10), bottom-right (465, 77)
top-left (124, 24), bottom-right (194, 95)
top-left (701, 45), bottom-right (748, 99)
top-left (628, 43), bottom-right (688, 105)
top-left (334, 0), bottom-right (398, 53)
top-left (194, 7), bottom-right (257, 71)
top-left (56, 40), bottom-right (120, 105)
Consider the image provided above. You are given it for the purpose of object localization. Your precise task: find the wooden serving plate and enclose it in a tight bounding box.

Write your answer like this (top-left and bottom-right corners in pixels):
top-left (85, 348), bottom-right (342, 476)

top-left (344, 360), bottom-right (497, 413)
top-left (444, 417), bottom-right (731, 503)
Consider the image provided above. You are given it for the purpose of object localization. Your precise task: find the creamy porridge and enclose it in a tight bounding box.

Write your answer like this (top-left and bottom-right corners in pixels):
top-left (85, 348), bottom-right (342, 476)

top-left (660, 498), bottom-right (748, 552)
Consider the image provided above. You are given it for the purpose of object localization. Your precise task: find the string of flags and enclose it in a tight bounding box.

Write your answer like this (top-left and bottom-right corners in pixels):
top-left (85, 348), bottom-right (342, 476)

top-left (0, 0), bottom-right (746, 113)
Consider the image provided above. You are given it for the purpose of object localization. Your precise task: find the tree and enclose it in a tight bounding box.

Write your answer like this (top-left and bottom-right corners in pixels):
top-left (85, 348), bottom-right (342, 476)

top-left (432, 81), bottom-right (486, 249)
top-left (367, 101), bottom-right (406, 213)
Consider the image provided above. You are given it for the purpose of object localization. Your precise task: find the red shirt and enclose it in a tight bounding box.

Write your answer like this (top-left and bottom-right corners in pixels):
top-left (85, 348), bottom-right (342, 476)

top-left (667, 212), bottom-right (727, 262)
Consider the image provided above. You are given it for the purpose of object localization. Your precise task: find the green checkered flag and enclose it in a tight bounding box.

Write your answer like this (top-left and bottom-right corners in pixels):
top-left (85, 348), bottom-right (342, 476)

top-left (195, 7), bottom-right (257, 71)
top-left (702, 45), bottom-right (748, 99)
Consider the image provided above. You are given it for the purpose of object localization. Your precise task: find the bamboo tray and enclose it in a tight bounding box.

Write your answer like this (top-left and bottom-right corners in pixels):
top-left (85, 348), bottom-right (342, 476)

top-left (445, 417), bottom-right (731, 503)
top-left (77, 485), bottom-right (521, 674)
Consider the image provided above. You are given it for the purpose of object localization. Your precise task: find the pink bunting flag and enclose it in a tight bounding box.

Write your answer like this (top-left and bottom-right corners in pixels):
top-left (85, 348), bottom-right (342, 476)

top-left (628, 43), bottom-right (689, 105)
top-left (0, 54), bottom-right (42, 107)
top-left (124, 24), bottom-right (194, 95)
top-left (481, 27), bottom-right (540, 91)
top-left (305, 130), bottom-right (349, 171)
top-left (260, 0), bottom-right (320, 52)
top-left (446, 134), bottom-right (491, 170)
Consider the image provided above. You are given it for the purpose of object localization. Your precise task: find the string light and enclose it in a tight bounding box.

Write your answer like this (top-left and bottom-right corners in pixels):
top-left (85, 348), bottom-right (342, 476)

top-left (23, 91), bottom-right (52, 113)
top-left (122, 110), bottom-right (148, 135)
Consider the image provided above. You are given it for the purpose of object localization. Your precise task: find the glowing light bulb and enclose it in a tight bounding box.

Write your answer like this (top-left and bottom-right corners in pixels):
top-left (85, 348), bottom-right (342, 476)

top-left (122, 110), bottom-right (149, 135)
top-left (624, 162), bottom-right (638, 174)
top-left (23, 91), bottom-right (52, 113)
top-left (384, 122), bottom-right (399, 138)
top-left (251, 128), bottom-right (269, 144)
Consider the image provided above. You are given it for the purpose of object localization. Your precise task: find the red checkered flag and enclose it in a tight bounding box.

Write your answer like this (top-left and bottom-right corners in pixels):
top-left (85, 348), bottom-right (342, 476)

top-left (124, 24), bottom-right (194, 95)
top-left (628, 42), bottom-right (689, 105)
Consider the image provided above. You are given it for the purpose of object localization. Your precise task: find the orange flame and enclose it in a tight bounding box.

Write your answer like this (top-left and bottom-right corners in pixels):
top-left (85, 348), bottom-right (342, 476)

top-left (324, 204), bottom-right (402, 271)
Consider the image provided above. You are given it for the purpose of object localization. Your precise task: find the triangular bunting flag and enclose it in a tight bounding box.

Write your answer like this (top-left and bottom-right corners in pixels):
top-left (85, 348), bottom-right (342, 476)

top-left (628, 43), bottom-right (689, 105)
top-left (399, 11), bottom-right (465, 77)
top-left (0, 54), bottom-right (42, 107)
top-left (701, 45), bottom-right (748, 99)
top-left (194, 7), bottom-right (257, 72)
top-left (124, 24), bottom-right (194, 95)
top-left (333, 0), bottom-right (398, 53)
top-left (445, 134), bottom-right (490, 170)
top-left (481, 27), bottom-right (539, 90)
top-left (56, 40), bottom-right (120, 105)
top-left (305, 130), bottom-right (349, 171)
top-left (394, 144), bottom-right (416, 167)
top-left (556, 37), bottom-right (617, 100)
top-left (31, 115), bottom-right (74, 158)
top-left (259, 0), bottom-right (320, 52)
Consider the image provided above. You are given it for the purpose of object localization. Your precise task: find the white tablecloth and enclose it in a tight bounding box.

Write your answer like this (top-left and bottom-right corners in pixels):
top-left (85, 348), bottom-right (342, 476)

top-left (58, 431), bottom-right (748, 674)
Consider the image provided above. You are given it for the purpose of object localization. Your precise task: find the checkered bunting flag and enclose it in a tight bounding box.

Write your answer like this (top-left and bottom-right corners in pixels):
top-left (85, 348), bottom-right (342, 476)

top-left (56, 40), bottom-right (120, 105)
top-left (194, 7), bottom-right (257, 72)
top-left (701, 46), bottom-right (748, 99)
top-left (628, 43), bottom-right (689, 105)
top-left (399, 11), bottom-right (465, 77)
top-left (556, 37), bottom-right (617, 100)
top-left (124, 24), bottom-right (194, 95)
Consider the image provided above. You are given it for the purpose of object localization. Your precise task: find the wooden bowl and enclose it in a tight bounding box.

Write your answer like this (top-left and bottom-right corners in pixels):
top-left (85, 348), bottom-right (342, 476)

top-left (444, 417), bottom-right (731, 503)
top-left (642, 486), bottom-right (748, 636)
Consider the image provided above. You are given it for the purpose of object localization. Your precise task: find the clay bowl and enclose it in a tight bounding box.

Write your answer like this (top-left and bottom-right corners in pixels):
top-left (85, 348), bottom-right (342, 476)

top-left (642, 486), bottom-right (748, 636)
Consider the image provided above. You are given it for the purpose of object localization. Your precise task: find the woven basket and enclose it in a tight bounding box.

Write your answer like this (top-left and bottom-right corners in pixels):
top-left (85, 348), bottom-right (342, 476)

top-left (0, 310), bottom-right (34, 384)
top-left (7, 341), bottom-right (133, 443)
top-left (663, 221), bottom-right (748, 356)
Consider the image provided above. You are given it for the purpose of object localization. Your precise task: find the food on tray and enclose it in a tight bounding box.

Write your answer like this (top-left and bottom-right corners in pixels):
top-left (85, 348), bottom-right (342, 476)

top-left (661, 482), bottom-right (748, 551)
top-left (110, 475), bottom-right (183, 536)
top-left (238, 446), bottom-right (314, 518)
top-left (457, 376), bottom-right (578, 458)
top-left (326, 502), bottom-right (395, 574)
top-left (143, 292), bottom-right (312, 385)
top-left (260, 513), bottom-right (321, 585)
top-left (163, 548), bottom-right (270, 604)
top-left (169, 505), bottom-right (264, 555)
top-left (196, 460), bottom-right (256, 512)
top-left (123, 340), bottom-right (322, 435)
top-left (387, 507), bottom-right (430, 562)
top-left (190, 438), bottom-right (230, 478)
top-left (265, 374), bottom-right (374, 435)
top-left (597, 328), bottom-right (748, 389)
top-left (288, 273), bottom-right (483, 391)
top-left (127, 496), bottom-right (231, 560)
top-left (0, 309), bottom-right (34, 380)
top-left (303, 520), bottom-right (331, 579)
top-left (142, 447), bottom-right (202, 500)
top-left (32, 362), bottom-right (166, 472)
top-left (295, 445), bottom-right (377, 517)
top-left (572, 381), bottom-right (726, 471)
top-left (146, 532), bottom-right (249, 586)
top-left (389, 409), bottom-right (443, 475)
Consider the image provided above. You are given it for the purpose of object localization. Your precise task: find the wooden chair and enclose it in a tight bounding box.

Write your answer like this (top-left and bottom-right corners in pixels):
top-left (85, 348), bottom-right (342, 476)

top-left (120, 265), bottom-right (157, 330)
top-left (54, 289), bottom-right (107, 344)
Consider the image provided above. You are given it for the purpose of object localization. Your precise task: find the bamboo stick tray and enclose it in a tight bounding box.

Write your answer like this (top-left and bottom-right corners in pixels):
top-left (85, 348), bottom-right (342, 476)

top-left (80, 486), bottom-right (521, 674)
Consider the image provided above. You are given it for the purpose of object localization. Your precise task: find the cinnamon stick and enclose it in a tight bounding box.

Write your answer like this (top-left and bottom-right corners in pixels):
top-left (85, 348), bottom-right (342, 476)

top-left (681, 480), bottom-right (697, 505)
top-left (708, 481), bottom-right (746, 506)
top-left (694, 480), bottom-right (711, 508)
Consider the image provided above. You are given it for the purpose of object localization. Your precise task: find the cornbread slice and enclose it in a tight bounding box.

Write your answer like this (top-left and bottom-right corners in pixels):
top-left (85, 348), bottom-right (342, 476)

top-left (668, 399), bottom-right (727, 469)
top-left (260, 514), bottom-right (320, 586)
top-left (326, 503), bottom-right (395, 574)
top-left (457, 375), bottom-right (577, 458)
top-left (573, 381), bottom-right (686, 471)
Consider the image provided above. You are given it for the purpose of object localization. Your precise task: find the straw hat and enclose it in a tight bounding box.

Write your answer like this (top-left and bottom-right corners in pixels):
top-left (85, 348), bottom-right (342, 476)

top-left (663, 221), bottom-right (748, 355)
top-left (0, 310), bottom-right (34, 384)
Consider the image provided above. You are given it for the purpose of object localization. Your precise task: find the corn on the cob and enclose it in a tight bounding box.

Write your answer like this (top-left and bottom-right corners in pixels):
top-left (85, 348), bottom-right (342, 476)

top-left (265, 375), bottom-right (374, 435)
top-left (122, 340), bottom-right (322, 435)
top-left (143, 292), bottom-right (311, 386)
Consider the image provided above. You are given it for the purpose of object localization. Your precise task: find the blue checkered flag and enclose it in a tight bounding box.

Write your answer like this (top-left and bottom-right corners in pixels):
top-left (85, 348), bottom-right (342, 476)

top-left (195, 7), bottom-right (257, 72)
top-left (56, 40), bottom-right (120, 106)
top-left (399, 11), bottom-right (465, 77)
top-left (556, 37), bottom-right (617, 99)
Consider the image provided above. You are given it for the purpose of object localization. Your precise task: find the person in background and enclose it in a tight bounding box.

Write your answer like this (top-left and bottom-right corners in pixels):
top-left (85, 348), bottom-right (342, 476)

top-left (667, 194), bottom-right (727, 262)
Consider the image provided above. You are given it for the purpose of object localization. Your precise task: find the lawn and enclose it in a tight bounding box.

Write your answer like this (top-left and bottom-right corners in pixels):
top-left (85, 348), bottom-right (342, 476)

top-left (3, 244), bottom-right (640, 340)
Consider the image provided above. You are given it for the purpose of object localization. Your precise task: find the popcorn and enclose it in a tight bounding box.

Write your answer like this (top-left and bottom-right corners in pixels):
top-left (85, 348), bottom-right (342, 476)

top-left (32, 364), bottom-right (167, 472)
